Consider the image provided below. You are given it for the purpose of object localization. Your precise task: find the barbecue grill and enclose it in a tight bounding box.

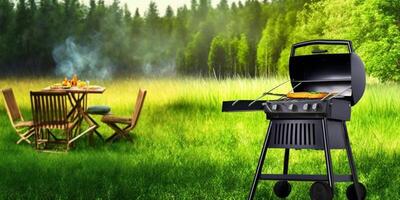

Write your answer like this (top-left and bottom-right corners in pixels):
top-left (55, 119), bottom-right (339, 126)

top-left (222, 40), bottom-right (366, 200)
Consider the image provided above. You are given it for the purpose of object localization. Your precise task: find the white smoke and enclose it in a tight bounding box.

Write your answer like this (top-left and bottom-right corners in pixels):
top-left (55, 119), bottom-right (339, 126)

top-left (52, 36), bottom-right (114, 79)
top-left (142, 60), bottom-right (176, 76)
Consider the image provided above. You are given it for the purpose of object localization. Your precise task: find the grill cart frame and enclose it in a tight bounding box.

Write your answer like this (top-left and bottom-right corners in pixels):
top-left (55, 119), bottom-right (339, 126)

top-left (222, 40), bottom-right (366, 200)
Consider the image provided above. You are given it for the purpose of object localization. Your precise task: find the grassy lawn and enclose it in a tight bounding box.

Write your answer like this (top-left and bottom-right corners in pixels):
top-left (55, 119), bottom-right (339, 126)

top-left (0, 78), bottom-right (399, 199)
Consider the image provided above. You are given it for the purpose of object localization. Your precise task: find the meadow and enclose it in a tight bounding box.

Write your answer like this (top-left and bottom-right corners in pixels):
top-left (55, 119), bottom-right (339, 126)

top-left (0, 78), bottom-right (399, 199)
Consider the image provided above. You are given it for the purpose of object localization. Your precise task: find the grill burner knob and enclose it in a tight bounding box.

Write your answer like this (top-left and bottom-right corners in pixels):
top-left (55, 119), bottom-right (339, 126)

top-left (312, 103), bottom-right (319, 111)
top-left (271, 104), bottom-right (279, 111)
top-left (288, 104), bottom-right (295, 111)
top-left (303, 103), bottom-right (309, 111)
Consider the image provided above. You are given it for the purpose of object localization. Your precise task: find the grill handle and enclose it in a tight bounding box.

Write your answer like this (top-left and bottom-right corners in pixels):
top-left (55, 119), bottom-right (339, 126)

top-left (291, 40), bottom-right (354, 56)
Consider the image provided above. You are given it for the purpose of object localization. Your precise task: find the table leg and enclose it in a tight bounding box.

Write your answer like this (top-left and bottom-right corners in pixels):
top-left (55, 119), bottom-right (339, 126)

top-left (67, 92), bottom-right (104, 146)
top-left (67, 93), bottom-right (85, 146)
top-left (67, 94), bottom-right (80, 120)
top-left (87, 114), bottom-right (104, 142)
top-left (83, 113), bottom-right (95, 145)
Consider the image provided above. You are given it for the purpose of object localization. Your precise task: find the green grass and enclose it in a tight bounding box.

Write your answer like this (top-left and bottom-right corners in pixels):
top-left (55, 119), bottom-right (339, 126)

top-left (0, 77), bottom-right (399, 199)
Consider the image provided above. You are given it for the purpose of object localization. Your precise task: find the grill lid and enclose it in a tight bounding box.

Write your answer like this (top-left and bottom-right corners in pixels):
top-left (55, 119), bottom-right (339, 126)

top-left (289, 40), bottom-right (366, 105)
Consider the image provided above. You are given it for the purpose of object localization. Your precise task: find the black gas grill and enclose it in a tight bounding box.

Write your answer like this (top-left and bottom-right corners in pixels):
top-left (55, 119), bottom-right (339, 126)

top-left (222, 40), bottom-right (366, 200)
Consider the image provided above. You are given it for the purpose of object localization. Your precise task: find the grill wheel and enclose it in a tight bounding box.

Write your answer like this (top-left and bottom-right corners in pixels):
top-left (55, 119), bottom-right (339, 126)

top-left (273, 181), bottom-right (292, 198)
top-left (346, 182), bottom-right (367, 200)
top-left (310, 182), bottom-right (333, 200)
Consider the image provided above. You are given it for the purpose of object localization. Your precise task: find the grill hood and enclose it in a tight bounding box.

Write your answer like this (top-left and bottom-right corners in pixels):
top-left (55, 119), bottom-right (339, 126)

top-left (289, 40), bottom-right (366, 106)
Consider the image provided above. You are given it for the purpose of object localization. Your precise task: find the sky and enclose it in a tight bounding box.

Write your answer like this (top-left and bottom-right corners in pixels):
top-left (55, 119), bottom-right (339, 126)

top-left (81, 0), bottom-right (242, 15)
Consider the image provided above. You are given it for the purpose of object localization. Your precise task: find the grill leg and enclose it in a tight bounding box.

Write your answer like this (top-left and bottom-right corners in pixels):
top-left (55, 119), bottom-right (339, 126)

top-left (248, 124), bottom-right (272, 200)
top-left (283, 148), bottom-right (290, 174)
top-left (321, 119), bottom-right (335, 191)
top-left (343, 122), bottom-right (362, 200)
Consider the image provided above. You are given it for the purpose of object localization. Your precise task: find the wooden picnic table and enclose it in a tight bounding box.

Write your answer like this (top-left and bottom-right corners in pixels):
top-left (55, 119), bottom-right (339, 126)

top-left (42, 86), bottom-right (106, 144)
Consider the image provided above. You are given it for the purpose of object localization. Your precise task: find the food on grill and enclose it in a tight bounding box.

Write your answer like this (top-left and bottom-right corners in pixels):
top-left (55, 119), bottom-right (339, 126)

top-left (286, 91), bottom-right (329, 99)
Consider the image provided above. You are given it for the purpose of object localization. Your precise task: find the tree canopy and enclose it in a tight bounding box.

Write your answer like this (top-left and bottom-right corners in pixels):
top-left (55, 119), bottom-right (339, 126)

top-left (0, 0), bottom-right (399, 81)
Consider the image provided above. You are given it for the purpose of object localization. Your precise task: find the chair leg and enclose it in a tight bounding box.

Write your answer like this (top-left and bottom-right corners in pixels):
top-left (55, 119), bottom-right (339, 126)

top-left (122, 133), bottom-right (133, 142)
top-left (47, 130), bottom-right (58, 141)
top-left (94, 129), bottom-right (104, 141)
top-left (105, 132), bottom-right (120, 143)
top-left (68, 125), bottom-right (96, 144)
top-left (105, 123), bottom-right (132, 143)
top-left (35, 128), bottom-right (41, 150)
top-left (106, 130), bottom-right (126, 143)
top-left (73, 117), bottom-right (83, 138)
top-left (121, 125), bottom-right (133, 142)
top-left (16, 128), bottom-right (35, 144)
top-left (87, 115), bottom-right (97, 143)
top-left (35, 128), bottom-right (38, 149)
top-left (66, 128), bottom-right (72, 151)
top-left (87, 114), bottom-right (105, 143)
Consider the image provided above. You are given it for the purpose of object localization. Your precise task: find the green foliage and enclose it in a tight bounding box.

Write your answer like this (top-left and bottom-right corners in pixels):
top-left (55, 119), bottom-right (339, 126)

top-left (0, 0), bottom-right (399, 81)
top-left (275, 0), bottom-right (400, 81)
top-left (207, 33), bottom-right (252, 78)
top-left (208, 35), bottom-right (228, 77)
top-left (237, 34), bottom-right (251, 76)
top-left (0, 0), bottom-right (15, 62)
top-left (256, 0), bottom-right (308, 77)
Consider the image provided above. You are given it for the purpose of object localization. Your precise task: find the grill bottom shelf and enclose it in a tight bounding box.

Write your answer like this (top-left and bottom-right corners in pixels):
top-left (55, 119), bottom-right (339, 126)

top-left (259, 174), bottom-right (353, 182)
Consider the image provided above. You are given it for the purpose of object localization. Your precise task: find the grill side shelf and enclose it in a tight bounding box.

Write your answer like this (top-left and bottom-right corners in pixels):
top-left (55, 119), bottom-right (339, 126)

top-left (222, 100), bottom-right (265, 112)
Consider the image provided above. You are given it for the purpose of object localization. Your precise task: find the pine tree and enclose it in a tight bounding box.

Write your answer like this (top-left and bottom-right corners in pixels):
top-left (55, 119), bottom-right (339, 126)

top-left (164, 5), bottom-right (174, 35)
top-left (123, 4), bottom-right (131, 23)
top-left (132, 8), bottom-right (143, 36)
top-left (1, 0), bottom-right (399, 80)
top-left (217, 0), bottom-right (229, 12)
top-left (237, 33), bottom-right (250, 76)
top-left (208, 35), bottom-right (228, 77)
top-left (15, 0), bottom-right (28, 53)
top-left (0, 0), bottom-right (15, 64)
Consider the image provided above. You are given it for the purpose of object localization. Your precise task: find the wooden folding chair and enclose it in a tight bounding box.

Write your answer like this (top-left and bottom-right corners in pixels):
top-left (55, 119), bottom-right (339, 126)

top-left (30, 91), bottom-right (76, 151)
top-left (2, 88), bottom-right (34, 144)
top-left (102, 89), bottom-right (147, 143)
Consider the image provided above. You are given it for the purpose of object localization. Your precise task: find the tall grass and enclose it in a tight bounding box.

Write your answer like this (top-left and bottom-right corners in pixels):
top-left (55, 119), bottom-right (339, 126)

top-left (0, 78), bottom-right (398, 199)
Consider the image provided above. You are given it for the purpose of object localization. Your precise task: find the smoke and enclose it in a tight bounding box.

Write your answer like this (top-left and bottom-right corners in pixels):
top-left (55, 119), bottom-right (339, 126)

top-left (137, 31), bottom-right (178, 76)
top-left (138, 47), bottom-right (177, 76)
top-left (53, 31), bottom-right (179, 78)
top-left (52, 36), bottom-right (114, 79)
top-left (142, 59), bottom-right (177, 76)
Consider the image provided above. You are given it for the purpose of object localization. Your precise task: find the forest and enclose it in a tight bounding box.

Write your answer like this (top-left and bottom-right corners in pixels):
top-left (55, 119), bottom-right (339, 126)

top-left (0, 0), bottom-right (399, 81)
